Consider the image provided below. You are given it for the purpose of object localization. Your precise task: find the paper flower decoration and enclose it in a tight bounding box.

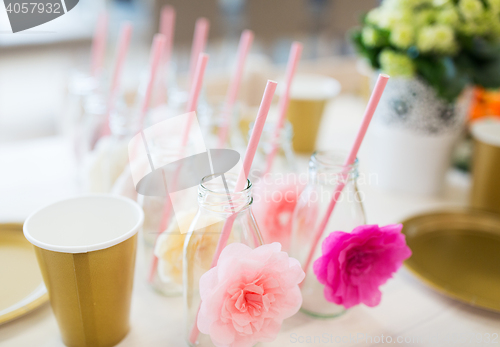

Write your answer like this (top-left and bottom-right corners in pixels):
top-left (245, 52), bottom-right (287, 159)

top-left (313, 224), bottom-right (411, 309)
top-left (155, 212), bottom-right (223, 284)
top-left (85, 137), bottom-right (129, 193)
top-left (154, 211), bottom-right (197, 284)
top-left (253, 180), bottom-right (304, 251)
top-left (197, 242), bottom-right (305, 347)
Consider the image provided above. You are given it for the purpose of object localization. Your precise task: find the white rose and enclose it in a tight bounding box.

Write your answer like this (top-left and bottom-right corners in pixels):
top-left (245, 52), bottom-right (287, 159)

top-left (417, 25), bottom-right (457, 53)
top-left (362, 27), bottom-right (381, 47)
top-left (488, 0), bottom-right (500, 15)
top-left (433, 0), bottom-right (452, 6)
top-left (377, 8), bottom-right (413, 29)
top-left (379, 49), bottom-right (416, 77)
top-left (366, 8), bottom-right (382, 26)
top-left (436, 7), bottom-right (460, 27)
top-left (376, 9), bottom-right (400, 29)
top-left (459, 0), bottom-right (484, 20)
top-left (415, 9), bottom-right (436, 27)
top-left (458, 12), bottom-right (491, 36)
top-left (384, 0), bottom-right (431, 9)
top-left (433, 25), bottom-right (457, 53)
top-left (390, 24), bottom-right (415, 48)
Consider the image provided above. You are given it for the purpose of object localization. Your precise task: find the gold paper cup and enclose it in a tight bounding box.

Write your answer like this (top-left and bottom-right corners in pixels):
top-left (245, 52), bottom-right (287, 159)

top-left (23, 195), bottom-right (144, 347)
top-left (282, 74), bottom-right (340, 153)
top-left (470, 117), bottom-right (500, 215)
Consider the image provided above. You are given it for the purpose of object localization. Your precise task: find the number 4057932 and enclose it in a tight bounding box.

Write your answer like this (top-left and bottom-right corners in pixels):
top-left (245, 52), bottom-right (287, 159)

top-left (5, 2), bottom-right (61, 14)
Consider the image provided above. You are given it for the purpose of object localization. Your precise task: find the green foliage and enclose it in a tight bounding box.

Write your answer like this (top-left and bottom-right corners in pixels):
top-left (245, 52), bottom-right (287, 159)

top-left (351, 0), bottom-right (500, 102)
top-left (414, 56), bottom-right (470, 101)
top-left (351, 29), bottom-right (382, 69)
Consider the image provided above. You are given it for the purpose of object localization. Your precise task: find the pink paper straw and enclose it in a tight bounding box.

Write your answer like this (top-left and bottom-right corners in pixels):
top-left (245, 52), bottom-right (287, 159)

top-left (185, 54), bottom-right (210, 114)
top-left (138, 34), bottom-right (166, 128)
top-left (90, 12), bottom-right (108, 78)
top-left (160, 5), bottom-right (176, 80)
top-left (147, 53), bottom-right (210, 283)
top-left (264, 42), bottom-right (303, 174)
top-left (217, 30), bottom-right (254, 147)
top-left (101, 22), bottom-right (133, 137)
top-left (183, 53), bottom-right (210, 144)
top-left (189, 80), bottom-right (277, 344)
top-left (301, 74), bottom-right (390, 278)
top-left (188, 18), bottom-right (210, 89)
top-left (232, 80), bottom-right (278, 193)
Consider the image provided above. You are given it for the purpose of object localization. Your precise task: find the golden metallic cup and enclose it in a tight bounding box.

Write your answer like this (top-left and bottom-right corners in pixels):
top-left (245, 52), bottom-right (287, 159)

top-left (24, 195), bottom-right (144, 347)
top-left (286, 98), bottom-right (328, 153)
top-left (282, 74), bottom-right (340, 153)
top-left (470, 118), bottom-right (500, 215)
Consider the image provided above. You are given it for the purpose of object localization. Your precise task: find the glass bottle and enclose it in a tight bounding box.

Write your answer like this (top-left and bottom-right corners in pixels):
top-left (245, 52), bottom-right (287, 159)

top-left (204, 101), bottom-right (246, 153)
top-left (139, 54), bottom-right (180, 109)
top-left (82, 97), bottom-right (137, 193)
top-left (184, 173), bottom-right (263, 347)
top-left (138, 142), bottom-right (199, 296)
top-left (63, 71), bottom-right (100, 139)
top-left (75, 92), bottom-right (107, 168)
top-left (250, 121), bottom-right (300, 252)
top-left (250, 120), bottom-right (296, 179)
top-left (165, 57), bottom-right (216, 136)
top-left (167, 62), bottom-right (189, 115)
top-left (290, 150), bottom-right (366, 318)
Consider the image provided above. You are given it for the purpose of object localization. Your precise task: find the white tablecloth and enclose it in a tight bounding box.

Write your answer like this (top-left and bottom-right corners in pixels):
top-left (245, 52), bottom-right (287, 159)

top-left (1, 96), bottom-right (499, 347)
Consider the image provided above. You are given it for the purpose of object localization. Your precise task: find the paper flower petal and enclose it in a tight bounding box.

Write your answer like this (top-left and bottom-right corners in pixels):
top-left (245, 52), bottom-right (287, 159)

top-left (313, 224), bottom-right (411, 308)
top-left (198, 242), bottom-right (304, 347)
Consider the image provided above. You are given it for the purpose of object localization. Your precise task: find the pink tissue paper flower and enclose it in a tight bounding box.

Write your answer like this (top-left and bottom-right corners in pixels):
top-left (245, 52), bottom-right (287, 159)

top-left (198, 242), bottom-right (305, 347)
top-left (313, 224), bottom-right (412, 309)
top-left (253, 179), bottom-right (304, 251)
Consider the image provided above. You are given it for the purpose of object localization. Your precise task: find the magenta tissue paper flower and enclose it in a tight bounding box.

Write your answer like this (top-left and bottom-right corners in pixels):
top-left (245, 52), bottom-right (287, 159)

top-left (313, 224), bottom-right (412, 309)
top-left (197, 242), bottom-right (305, 347)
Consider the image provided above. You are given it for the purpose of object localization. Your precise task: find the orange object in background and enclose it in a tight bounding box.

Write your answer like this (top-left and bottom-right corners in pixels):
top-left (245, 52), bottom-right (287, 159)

top-left (469, 87), bottom-right (500, 122)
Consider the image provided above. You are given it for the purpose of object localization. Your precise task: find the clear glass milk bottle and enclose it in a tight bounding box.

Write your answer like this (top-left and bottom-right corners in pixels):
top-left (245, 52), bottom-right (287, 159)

top-left (138, 144), bottom-right (198, 296)
top-left (184, 173), bottom-right (263, 347)
top-left (250, 120), bottom-right (296, 177)
top-left (63, 71), bottom-right (100, 140)
top-left (75, 92), bottom-right (107, 169)
top-left (250, 120), bottom-right (299, 252)
top-left (82, 98), bottom-right (137, 194)
top-left (290, 150), bottom-right (366, 318)
top-left (205, 101), bottom-right (246, 152)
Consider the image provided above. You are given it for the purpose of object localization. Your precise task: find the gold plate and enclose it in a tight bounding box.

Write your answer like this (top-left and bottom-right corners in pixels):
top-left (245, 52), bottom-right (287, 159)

top-left (402, 209), bottom-right (500, 313)
top-left (0, 223), bottom-right (48, 324)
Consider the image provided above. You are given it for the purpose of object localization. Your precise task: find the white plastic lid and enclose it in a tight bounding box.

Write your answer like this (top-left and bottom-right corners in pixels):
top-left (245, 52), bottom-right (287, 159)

top-left (471, 117), bottom-right (500, 147)
top-left (23, 194), bottom-right (144, 253)
top-left (277, 74), bottom-right (341, 100)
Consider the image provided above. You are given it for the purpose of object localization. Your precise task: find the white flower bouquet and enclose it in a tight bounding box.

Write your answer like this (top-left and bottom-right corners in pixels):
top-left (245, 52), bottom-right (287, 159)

top-left (352, 0), bottom-right (500, 101)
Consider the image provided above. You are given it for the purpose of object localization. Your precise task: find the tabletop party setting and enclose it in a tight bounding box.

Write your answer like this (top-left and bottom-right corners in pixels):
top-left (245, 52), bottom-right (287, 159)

top-left (1, 0), bottom-right (500, 346)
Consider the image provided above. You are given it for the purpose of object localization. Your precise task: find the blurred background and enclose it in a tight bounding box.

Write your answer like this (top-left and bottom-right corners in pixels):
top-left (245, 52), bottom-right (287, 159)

top-left (0, 0), bottom-right (378, 143)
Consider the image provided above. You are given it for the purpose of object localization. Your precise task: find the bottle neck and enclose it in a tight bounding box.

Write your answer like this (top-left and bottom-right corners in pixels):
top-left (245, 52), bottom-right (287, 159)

top-left (198, 173), bottom-right (253, 216)
top-left (211, 100), bottom-right (239, 127)
top-left (309, 150), bottom-right (359, 186)
top-left (70, 71), bottom-right (100, 96)
top-left (109, 98), bottom-right (139, 138)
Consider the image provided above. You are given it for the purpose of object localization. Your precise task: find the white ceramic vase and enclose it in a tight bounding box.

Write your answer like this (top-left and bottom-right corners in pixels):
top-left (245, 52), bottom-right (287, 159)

top-left (366, 77), bottom-right (470, 195)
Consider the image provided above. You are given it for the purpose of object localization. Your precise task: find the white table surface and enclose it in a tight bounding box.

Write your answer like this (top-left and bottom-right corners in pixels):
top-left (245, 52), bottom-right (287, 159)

top-left (1, 96), bottom-right (499, 347)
